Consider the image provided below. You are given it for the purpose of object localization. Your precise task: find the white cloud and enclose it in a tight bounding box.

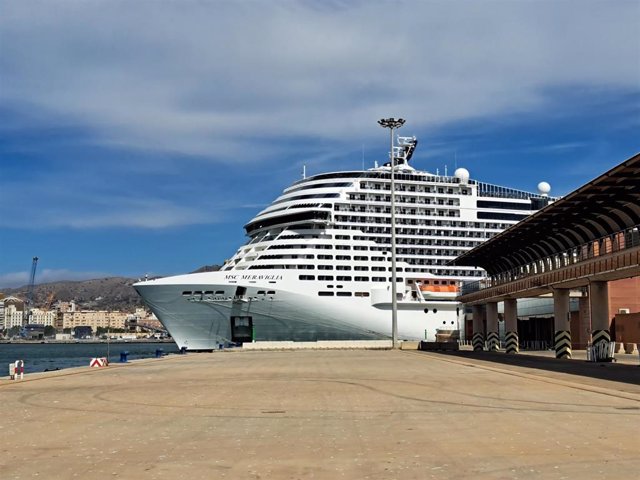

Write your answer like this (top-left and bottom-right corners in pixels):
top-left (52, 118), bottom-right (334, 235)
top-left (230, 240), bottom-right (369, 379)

top-left (0, 1), bottom-right (638, 230)
top-left (1, 0), bottom-right (638, 159)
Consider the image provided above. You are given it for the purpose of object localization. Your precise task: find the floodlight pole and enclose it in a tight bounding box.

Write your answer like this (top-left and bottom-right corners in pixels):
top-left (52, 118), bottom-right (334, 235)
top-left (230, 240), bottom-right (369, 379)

top-left (377, 117), bottom-right (405, 349)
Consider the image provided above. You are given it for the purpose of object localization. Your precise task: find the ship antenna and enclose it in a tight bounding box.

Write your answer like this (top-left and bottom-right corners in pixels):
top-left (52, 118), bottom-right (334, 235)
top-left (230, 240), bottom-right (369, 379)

top-left (302, 165), bottom-right (306, 179)
top-left (445, 164), bottom-right (448, 176)
top-left (362, 144), bottom-right (365, 171)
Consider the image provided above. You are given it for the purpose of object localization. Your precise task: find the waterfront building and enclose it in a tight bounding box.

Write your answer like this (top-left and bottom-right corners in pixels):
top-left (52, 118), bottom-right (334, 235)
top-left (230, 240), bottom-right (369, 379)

top-left (28, 308), bottom-right (57, 327)
top-left (60, 310), bottom-right (128, 331)
top-left (3, 304), bottom-right (25, 329)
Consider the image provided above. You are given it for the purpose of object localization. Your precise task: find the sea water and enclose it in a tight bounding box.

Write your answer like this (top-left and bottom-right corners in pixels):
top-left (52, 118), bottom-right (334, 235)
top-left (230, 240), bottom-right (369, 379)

top-left (0, 342), bottom-right (180, 374)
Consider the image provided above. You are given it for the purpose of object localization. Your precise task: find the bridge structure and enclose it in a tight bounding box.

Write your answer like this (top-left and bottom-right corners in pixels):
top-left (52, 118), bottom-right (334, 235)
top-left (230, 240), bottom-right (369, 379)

top-left (452, 152), bottom-right (640, 360)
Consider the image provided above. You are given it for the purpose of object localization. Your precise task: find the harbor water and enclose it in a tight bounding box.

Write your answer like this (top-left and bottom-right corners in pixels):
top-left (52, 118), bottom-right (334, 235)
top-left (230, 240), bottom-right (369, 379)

top-left (1, 342), bottom-right (180, 374)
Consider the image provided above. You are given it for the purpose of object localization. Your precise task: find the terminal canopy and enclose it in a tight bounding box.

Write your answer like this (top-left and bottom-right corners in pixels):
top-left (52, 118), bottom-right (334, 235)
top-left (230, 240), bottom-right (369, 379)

top-left (452, 152), bottom-right (640, 275)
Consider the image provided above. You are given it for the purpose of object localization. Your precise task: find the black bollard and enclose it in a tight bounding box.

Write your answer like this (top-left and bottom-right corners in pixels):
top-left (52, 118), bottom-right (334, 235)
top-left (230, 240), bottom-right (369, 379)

top-left (155, 348), bottom-right (164, 358)
top-left (119, 351), bottom-right (129, 363)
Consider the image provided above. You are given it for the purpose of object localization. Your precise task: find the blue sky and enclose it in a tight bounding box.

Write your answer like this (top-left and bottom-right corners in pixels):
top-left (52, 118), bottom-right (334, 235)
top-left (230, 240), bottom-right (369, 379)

top-left (1, 0), bottom-right (639, 288)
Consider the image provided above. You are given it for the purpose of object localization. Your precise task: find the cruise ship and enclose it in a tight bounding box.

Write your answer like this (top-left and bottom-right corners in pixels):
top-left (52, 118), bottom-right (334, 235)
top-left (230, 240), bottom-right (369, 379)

top-left (134, 135), bottom-right (552, 350)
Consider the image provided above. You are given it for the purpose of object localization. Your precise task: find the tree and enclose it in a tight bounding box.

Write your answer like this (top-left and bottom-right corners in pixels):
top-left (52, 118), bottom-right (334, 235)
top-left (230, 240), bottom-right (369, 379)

top-left (8, 326), bottom-right (21, 337)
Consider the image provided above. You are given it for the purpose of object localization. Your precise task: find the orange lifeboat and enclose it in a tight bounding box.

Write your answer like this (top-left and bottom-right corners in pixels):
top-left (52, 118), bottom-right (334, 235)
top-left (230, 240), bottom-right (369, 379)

top-left (419, 284), bottom-right (458, 293)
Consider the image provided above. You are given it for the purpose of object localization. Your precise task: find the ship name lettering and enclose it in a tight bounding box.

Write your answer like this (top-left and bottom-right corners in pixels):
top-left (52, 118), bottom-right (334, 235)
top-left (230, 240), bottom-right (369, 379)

top-left (240, 274), bottom-right (283, 281)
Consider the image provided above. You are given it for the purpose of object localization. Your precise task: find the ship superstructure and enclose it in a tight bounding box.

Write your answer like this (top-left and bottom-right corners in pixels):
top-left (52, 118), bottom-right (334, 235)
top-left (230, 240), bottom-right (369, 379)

top-left (135, 135), bottom-right (552, 350)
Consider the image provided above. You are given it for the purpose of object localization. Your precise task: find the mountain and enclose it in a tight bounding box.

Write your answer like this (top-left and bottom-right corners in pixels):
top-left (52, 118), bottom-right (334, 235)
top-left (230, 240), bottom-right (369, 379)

top-left (1, 265), bottom-right (221, 312)
top-left (2, 277), bottom-right (142, 312)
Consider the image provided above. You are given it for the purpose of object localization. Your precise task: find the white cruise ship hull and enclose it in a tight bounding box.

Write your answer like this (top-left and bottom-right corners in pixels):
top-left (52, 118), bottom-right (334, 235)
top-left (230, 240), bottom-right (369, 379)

top-left (133, 133), bottom-right (550, 349)
top-left (135, 271), bottom-right (462, 350)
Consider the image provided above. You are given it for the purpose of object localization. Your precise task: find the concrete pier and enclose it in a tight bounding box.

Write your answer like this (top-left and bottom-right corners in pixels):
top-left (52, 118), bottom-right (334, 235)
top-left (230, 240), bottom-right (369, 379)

top-left (1, 350), bottom-right (639, 479)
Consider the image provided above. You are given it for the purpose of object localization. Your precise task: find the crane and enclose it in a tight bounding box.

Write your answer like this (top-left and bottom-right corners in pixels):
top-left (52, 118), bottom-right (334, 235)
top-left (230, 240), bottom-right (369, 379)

top-left (43, 292), bottom-right (55, 311)
top-left (23, 256), bottom-right (38, 325)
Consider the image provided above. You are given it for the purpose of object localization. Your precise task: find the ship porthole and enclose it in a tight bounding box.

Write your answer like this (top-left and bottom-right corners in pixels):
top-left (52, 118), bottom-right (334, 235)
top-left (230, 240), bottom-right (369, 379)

top-left (423, 309), bottom-right (429, 314)
top-left (433, 308), bottom-right (438, 314)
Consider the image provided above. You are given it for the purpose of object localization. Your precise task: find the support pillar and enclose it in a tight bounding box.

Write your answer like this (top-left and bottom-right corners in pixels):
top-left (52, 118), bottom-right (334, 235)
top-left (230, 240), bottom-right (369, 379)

top-left (590, 281), bottom-right (611, 361)
top-left (471, 304), bottom-right (485, 351)
top-left (486, 302), bottom-right (499, 351)
top-left (504, 298), bottom-right (519, 354)
top-left (553, 289), bottom-right (571, 359)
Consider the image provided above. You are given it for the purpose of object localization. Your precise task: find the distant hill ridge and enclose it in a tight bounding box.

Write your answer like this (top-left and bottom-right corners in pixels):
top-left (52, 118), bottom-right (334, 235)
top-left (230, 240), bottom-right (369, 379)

top-left (1, 265), bottom-right (221, 312)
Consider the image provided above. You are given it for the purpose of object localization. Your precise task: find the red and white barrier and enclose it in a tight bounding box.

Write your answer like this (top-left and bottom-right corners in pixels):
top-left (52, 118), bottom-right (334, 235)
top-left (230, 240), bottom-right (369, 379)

top-left (89, 357), bottom-right (108, 368)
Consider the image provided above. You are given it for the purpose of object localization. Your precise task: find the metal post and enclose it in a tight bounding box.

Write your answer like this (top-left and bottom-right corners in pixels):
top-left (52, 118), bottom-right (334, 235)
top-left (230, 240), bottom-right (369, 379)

top-left (378, 118), bottom-right (405, 349)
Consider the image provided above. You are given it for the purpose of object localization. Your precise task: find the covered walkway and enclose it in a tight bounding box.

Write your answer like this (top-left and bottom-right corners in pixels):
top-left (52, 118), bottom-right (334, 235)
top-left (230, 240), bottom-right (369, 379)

top-left (452, 152), bottom-right (640, 360)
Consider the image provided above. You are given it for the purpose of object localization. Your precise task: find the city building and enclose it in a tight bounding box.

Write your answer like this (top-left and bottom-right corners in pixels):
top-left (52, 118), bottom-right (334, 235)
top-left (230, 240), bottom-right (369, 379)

top-left (60, 310), bottom-right (128, 331)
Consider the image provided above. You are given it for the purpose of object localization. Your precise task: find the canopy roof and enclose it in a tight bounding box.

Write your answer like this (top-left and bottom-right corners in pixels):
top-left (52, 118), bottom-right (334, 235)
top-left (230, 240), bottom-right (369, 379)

top-left (452, 152), bottom-right (640, 275)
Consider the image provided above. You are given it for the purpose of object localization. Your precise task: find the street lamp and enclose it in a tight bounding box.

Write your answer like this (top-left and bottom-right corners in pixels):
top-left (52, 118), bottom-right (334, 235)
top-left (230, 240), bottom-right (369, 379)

top-left (377, 117), bottom-right (405, 349)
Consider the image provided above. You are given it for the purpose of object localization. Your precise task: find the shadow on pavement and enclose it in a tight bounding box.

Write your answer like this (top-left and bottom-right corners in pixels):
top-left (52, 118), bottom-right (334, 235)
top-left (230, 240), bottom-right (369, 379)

top-left (432, 350), bottom-right (640, 387)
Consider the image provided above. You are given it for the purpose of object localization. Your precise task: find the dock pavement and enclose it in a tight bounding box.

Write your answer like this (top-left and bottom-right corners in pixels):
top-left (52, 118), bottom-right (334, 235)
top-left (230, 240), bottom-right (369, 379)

top-left (1, 348), bottom-right (639, 479)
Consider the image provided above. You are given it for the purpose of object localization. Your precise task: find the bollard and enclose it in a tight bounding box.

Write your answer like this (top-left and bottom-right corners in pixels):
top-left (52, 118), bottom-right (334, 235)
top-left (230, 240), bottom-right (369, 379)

top-left (180, 346), bottom-right (187, 355)
top-left (218, 343), bottom-right (224, 350)
top-left (12, 360), bottom-right (24, 380)
top-left (9, 363), bottom-right (15, 380)
top-left (155, 348), bottom-right (164, 358)
top-left (119, 351), bottom-right (129, 363)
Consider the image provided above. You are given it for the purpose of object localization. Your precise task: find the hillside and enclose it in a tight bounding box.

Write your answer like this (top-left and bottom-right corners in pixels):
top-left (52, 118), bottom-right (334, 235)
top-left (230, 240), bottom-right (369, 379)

top-left (1, 265), bottom-right (222, 312)
top-left (3, 277), bottom-right (143, 312)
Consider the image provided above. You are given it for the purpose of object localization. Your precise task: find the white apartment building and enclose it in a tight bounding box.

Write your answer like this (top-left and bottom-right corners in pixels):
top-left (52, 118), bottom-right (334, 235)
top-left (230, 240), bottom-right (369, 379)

top-left (29, 308), bottom-right (58, 327)
top-left (3, 304), bottom-right (25, 329)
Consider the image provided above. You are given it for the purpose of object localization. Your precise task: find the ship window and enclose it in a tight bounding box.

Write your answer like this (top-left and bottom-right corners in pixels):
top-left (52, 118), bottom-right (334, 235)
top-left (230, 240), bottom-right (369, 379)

top-left (215, 290), bottom-right (225, 294)
top-left (336, 265), bottom-right (351, 271)
top-left (354, 256), bottom-right (368, 261)
top-left (298, 275), bottom-right (315, 280)
top-left (317, 254), bottom-right (333, 260)
top-left (204, 291), bottom-right (214, 295)
top-left (318, 265), bottom-right (334, 270)
top-left (257, 290), bottom-right (266, 294)
top-left (337, 276), bottom-right (352, 281)
top-left (318, 275), bottom-right (334, 281)
top-left (336, 255), bottom-right (351, 260)
top-left (318, 291), bottom-right (334, 296)
top-left (389, 277), bottom-right (404, 282)
top-left (336, 245), bottom-right (351, 250)
top-left (336, 234), bottom-right (351, 240)
top-left (354, 276), bottom-right (369, 281)
top-left (372, 277), bottom-right (386, 282)
top-left (355, 292), bottom-right (370, 297)
top-left (354, 266), bottom-right (369, 271)
top-left (336, 292), bottom-right (352, 297)
top-left (182, 291), bottom-right (192, 296)
top-left (267, 291), bottom-right (276, 294)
